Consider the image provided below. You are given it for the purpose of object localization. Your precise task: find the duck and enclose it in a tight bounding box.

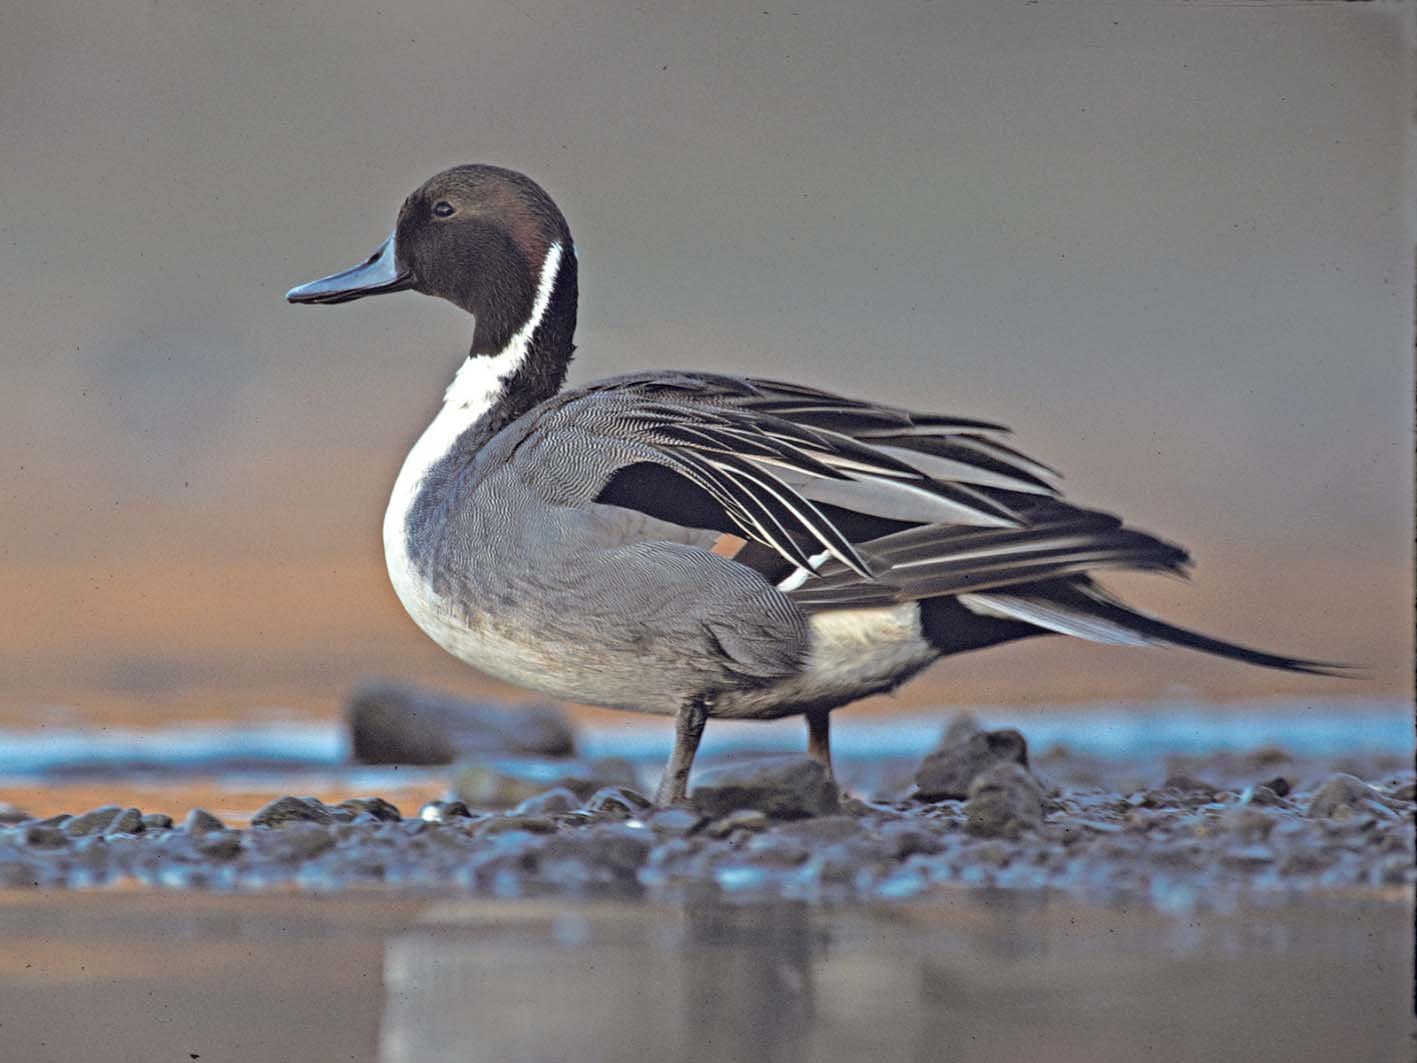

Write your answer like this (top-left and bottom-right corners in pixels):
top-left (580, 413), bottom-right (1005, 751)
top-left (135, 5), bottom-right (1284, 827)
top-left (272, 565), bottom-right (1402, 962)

top-left (287, 164), bottom-right (1342, 806)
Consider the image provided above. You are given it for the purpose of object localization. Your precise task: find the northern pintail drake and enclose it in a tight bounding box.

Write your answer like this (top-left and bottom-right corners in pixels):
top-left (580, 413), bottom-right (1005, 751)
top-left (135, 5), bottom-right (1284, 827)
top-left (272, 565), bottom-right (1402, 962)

top-left (288, 164), bottom-right (1342, 805)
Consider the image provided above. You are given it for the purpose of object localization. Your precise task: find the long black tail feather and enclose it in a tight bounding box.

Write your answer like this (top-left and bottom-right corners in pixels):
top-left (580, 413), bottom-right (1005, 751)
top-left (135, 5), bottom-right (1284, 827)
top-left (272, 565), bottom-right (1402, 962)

top-left (964, 581), bottom-right (1355, 678)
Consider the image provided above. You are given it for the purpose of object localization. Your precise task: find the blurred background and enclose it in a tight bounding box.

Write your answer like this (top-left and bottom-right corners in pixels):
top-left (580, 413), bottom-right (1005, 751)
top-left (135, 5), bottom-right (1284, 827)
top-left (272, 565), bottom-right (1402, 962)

top-left (1, 2), bottom-right (1411, 728)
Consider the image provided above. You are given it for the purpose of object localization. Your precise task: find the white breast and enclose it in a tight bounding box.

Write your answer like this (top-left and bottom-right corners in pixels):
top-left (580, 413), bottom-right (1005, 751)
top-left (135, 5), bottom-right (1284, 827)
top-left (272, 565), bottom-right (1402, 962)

top-left (382, 243), bottom-right (565, 671)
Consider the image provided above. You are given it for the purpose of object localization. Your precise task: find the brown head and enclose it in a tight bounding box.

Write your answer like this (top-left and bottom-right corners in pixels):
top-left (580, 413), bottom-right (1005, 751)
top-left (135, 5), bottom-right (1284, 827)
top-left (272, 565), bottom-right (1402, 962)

top-left (287, 164), bottom-right (577, 357)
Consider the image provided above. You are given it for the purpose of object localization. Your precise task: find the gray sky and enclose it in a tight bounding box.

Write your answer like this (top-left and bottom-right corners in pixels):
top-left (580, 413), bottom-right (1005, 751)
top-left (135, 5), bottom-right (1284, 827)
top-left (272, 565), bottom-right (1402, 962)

top-left (1, 2), bottom-right (1410, 719)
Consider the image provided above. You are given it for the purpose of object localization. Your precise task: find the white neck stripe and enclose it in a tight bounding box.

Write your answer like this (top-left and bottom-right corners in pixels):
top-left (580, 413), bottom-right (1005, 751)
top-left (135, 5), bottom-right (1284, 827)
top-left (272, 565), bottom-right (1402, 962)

top-left (382, 241), bottom-right (565, 608)
top-left (444, 240), bottom-right (564, 411)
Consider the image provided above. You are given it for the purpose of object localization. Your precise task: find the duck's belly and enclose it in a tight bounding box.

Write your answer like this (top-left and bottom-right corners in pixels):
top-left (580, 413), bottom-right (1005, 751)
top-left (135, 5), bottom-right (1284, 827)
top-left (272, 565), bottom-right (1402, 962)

top-left (391, 536), bottom-right (938, 719)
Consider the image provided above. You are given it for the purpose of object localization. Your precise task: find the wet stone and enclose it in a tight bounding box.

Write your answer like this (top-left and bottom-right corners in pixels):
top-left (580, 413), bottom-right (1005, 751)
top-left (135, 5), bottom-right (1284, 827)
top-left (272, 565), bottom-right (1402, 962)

top-left (915, 728), bottom-right (1029, 801)
top-left (773, 815), bottom-right (863, 846)
top-left (1262, 776), bottom-right (1292, 798)
top-left (254, 822), bottom-right (335, 862)
top-left (22, 825), bottom-right (69, 849)
top-left (1223, 807), bottom-right (1278, 842)
top-left (251, 796), bottom-right (335, 829)
top-left (103, 808), bottom-right (144, 836)
top-left (965, 763), bottom-right (1045, 839)
top-left (418, 800), bottom-right (472, 823)
top-left (691, 756), bottom-right (840, 820)
top-left (511, 787), bottom-right (580, 816)
top-left (194, 830), bottom-right (243, 861)
top-left (474, 815), bottom-right (559, 837)
top-left (140, 813), bottom-right (174, 831)
top-left (647, 808), bottom-right (702, 836)
top-left (704, 809), bottom-right (770, 838)
top-left (876, 822), bottom-right (944, 860)
top-left (1306, 774), bottom-right (1376, 820)
top-left (183, 809), bottom-right (225, 834)
top-left (339, 797), bottom-right (402, 822)
top-left (0, 804), bottom-right (29, 826)
top-left (453, 758), bottom-right (638, 808)
top-left (1221, 845), bottom-right (1276, 869)
top-left (584, 787), bottom-right (652, 818)
top-left (1241, 784), bottom-right (1287, 807)
top-left (64, 806), bottom-right (124, 837)
top-left (1160, 773), bottom-right (1217, 797)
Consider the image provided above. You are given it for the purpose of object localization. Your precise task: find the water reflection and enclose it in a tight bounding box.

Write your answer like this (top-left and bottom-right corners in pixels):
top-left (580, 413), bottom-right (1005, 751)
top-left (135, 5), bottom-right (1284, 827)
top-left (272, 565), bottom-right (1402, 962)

top-left (376, 894), bottom-right (1411, 1063)
top-left (0, 890), bottom-right (1406, 1063)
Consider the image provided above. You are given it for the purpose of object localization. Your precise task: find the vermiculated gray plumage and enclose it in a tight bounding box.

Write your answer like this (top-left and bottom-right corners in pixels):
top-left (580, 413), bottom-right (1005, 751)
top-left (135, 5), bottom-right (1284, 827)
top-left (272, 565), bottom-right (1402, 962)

top-left (287, 164), bottom-right (1346, 804)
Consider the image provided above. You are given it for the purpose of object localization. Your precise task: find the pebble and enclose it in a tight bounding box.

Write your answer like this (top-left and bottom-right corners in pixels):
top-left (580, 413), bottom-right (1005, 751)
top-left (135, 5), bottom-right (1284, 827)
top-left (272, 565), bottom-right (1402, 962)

top-left (194, 830), bottom-right (243, 861)
top-left (690, 756), bottom-right (840, 820)
top-left (510, 788), bottom-right (581, 816)
top-left (704, 809), bottom-right (770, 838)
top-left (915, 727), bottom-right (1029, 800)
top-left (63, 806), bottom-right (125, 837)
top-left (253, 822), bottom-right (335, 862)
top-left (473, 815), bottom-right (559, 837)
top-left (0, 731), bottom-right (1406, 912)
top-left (103, 808), bottom-right (144, 836)
top-left (1306, 774), bottom-right (1377, 820)
top-left (183, 809), bottom-right (226, 834)
top-left (250, 796), bottom-right (335, 828)
top-left (453, 758), bottom-right (638, 808)
top-left (339, 797), bottom-right (402, 822)
top-left (1240, 784), bottom-right (1287, 807)
top-left (0, 805), bottom-right (29, 826)
top-left (647, 808), bottom-right (702, 836)
top-left (418, 801), bottom-right (472, 823)
top-left (965, 763), bottom-right (1045, 839)
top-left (584, 787), bottom-right (652, 818)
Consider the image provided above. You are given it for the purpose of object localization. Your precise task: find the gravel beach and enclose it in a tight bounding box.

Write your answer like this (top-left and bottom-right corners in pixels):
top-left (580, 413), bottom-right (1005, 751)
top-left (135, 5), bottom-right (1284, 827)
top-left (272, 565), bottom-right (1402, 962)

top-left (2, 714), bottom-right (1410, 911)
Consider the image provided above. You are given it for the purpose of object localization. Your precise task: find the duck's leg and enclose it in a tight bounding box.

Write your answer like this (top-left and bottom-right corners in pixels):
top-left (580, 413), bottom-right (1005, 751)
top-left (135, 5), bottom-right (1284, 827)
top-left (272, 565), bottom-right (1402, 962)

top-left (805, 708), bottom-right (834, 780)
top-left (654, 696), bottom-right (709, 806)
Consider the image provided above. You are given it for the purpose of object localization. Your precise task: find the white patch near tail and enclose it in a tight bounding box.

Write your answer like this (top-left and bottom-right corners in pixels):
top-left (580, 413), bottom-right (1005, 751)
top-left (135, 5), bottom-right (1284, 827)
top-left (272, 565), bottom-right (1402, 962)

top-left (800, 603), bottom-right (936, 694)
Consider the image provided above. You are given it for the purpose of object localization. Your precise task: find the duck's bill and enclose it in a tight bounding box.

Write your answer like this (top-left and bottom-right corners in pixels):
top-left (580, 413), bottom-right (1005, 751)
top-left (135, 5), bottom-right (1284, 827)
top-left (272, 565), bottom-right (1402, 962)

top-left (286, 232), bottom-right (412, 304)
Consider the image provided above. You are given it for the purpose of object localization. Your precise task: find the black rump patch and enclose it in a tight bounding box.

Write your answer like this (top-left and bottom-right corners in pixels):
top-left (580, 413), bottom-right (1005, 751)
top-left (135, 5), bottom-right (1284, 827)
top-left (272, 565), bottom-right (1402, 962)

top-left (595, 462), bottom-right (739, 536)
top-left (919, 596), bottom-right (1051, 656)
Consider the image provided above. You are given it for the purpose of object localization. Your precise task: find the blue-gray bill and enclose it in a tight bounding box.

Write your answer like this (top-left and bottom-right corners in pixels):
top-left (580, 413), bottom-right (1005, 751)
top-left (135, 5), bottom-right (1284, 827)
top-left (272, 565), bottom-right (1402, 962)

top-left (286, 232), bottom-right (411, 305)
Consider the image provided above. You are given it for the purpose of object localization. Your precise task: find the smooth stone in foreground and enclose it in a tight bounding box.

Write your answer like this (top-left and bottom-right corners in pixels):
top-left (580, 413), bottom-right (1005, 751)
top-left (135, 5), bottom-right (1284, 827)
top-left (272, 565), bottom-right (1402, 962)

top-left (347, 682), bottom-right (577, 764)
top-left (690, 756), bottom-right (840, 820)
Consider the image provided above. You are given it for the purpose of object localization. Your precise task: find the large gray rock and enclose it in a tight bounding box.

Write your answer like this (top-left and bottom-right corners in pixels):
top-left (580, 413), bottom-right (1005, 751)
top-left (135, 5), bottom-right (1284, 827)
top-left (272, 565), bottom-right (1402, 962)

top-left (915, 725), bottom-right (1030, 800)
top-left (347, 682), bottom-right (577, 764)
top-left (690, 756), bottom-right (840, 820)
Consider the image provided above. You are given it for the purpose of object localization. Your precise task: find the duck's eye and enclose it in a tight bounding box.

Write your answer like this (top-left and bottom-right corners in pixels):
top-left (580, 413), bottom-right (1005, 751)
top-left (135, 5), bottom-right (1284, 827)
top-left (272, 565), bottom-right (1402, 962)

top-left (432, 200), bottom-right (455, 218)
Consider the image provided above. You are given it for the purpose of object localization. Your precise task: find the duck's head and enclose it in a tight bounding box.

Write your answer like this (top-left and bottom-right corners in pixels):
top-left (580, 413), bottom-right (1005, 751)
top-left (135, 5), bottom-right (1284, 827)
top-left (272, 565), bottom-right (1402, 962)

top-left (287, 164), bottom-right (576, 357)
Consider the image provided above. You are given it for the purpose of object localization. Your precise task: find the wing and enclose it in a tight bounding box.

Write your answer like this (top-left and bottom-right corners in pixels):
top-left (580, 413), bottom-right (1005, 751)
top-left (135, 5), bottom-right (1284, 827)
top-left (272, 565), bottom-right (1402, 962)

top-left (526, 371), bottom-right (1189, 603)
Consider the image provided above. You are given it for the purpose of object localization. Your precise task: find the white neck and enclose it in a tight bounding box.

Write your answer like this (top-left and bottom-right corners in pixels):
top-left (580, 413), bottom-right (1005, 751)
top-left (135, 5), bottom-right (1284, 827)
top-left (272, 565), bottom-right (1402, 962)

top-left (382, 241), bottom-right (564, 596)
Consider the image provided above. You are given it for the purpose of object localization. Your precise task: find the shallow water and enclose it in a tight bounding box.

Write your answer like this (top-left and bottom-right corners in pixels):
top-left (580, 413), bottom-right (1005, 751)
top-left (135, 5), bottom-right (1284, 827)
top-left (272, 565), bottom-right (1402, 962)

top-left (0, 701), bottom-right (1411, 1060)
top-left (0, 890), bottom-right (1409, 1063)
